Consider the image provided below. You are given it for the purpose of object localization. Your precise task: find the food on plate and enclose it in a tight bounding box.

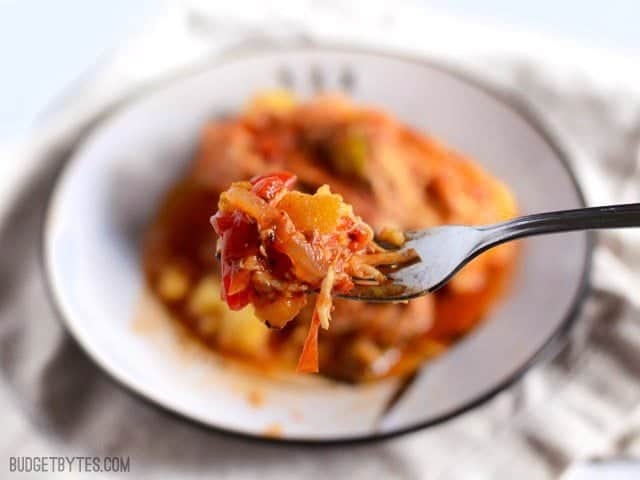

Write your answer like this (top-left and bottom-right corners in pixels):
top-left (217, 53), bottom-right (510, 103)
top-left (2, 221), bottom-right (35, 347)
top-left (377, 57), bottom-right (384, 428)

top-left (211, 172), bottom-right (414, 372)
top-left (143, 91), bottom-right (518, 382)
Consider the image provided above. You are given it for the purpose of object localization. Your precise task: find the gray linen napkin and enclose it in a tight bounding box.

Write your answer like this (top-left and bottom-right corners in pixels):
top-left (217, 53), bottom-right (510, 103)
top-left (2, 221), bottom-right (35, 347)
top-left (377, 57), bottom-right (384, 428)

top-left (2, 2), bottom-right (640, 479)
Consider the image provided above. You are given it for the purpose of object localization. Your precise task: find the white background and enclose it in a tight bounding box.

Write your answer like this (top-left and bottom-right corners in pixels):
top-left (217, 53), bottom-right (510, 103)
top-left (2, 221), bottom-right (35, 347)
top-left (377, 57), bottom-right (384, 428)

top-left (1, 0), bottom-right (639, 146)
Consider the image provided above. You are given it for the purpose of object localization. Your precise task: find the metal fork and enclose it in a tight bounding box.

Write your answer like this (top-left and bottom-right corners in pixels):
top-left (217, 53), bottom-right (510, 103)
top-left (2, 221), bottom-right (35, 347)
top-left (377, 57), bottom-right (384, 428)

top-left (340, 203), bottom-right (640, 302)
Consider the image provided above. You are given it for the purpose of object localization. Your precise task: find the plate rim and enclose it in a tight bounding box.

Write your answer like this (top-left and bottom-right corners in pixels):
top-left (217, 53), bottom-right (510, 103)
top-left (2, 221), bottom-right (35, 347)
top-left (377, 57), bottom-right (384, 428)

top-left (40, 43), bottom-right (594, 445)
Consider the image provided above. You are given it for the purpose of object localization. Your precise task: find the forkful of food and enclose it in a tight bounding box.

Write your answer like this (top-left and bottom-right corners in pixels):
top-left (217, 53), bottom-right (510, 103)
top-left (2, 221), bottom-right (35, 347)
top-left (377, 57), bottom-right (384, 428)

top-left (211, 171), bottom-right (640, 372)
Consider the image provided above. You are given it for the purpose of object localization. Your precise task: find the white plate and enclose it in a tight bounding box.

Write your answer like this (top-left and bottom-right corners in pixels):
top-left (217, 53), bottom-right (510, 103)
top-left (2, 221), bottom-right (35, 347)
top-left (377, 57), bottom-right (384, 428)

top-left (43, 47), bottom-right (591, 443)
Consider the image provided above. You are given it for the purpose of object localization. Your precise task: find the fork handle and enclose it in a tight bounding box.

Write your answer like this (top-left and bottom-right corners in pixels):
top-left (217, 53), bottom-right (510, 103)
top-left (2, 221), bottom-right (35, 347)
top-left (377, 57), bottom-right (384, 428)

top-left (479, 203), bottom-right (640, 247)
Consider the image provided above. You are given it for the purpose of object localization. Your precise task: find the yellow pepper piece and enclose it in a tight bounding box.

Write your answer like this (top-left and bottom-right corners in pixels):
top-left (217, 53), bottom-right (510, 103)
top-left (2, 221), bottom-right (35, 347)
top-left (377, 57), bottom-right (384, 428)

top-left (278, 186), bottom-right (344, 234)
